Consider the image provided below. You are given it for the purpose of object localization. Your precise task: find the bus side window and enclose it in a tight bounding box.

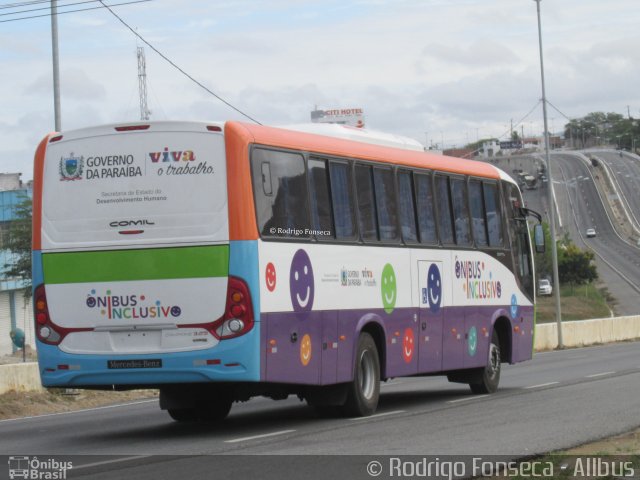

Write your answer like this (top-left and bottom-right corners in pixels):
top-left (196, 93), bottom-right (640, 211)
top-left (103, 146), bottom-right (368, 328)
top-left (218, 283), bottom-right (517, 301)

top-left (414, 173), bottom-right (437, 244)
top-left (373, 167), bottom-right (399, 242)
top-left (251, 148), bottom-right (311, 238)
top-left (328, 161), bottom-right (357, 240)
top-left (469, 179), bottom-right (488, 246)
top-left (483, 182), bottom-right (504, 247)
top-left (308, 158), bottom-right (335, 239)
top-left (504, 182), bottom-right (534, 299)
top-left (450, 177), bottom-right (471, 246)
top-left (355, 164), bottom-right (379, 241)
top-left (397, 170), bottom-right (418, 243)
top-left (435, 175), bottom-right (454, 244)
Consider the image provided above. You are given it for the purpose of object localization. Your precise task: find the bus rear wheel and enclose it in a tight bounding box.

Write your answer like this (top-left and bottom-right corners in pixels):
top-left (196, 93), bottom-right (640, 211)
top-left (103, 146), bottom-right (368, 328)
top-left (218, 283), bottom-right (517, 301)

top-left (469, 331), bottom-right (501, 394)
top-left (342, 332), bottom-right (380, 417)
top-left (168, 408), bottom-right (199, 422)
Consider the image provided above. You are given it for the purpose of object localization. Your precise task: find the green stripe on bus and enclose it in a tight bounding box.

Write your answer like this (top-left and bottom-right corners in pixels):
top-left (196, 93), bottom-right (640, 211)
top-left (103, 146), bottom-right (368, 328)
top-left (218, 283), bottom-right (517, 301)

top-left (42, 245), bottom-right (229, 284)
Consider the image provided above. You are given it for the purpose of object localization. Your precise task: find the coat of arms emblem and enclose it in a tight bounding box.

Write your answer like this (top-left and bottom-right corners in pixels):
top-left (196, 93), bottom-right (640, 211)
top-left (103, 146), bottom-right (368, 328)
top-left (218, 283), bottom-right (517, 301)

top-left (59, 154), bottom-right (84, 181)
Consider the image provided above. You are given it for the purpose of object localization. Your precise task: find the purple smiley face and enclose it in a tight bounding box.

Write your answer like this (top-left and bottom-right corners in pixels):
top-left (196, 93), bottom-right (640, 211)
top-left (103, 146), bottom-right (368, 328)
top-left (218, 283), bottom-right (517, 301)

top-left (290, 249), bottom-right (314, 312)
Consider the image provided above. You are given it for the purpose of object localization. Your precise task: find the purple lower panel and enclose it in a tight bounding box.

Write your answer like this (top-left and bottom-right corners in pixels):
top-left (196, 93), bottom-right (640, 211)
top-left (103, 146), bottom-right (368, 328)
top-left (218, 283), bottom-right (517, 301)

top-left (513, 305), bottom-right (535, 362)
top-left (261, 305), bottom-right (533, 386)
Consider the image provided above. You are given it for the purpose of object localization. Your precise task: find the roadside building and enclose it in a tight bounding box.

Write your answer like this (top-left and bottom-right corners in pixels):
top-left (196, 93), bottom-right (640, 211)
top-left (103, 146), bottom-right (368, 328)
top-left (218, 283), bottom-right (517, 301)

top-left (0, 173), bottom-right (33, 356)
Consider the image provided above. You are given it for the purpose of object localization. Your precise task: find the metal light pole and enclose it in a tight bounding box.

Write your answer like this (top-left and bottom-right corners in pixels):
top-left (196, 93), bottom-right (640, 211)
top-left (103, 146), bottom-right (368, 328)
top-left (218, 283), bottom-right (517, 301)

top-left (51, 0), bottom-right (62, 131)
top-left (534, 0), bottom-right (563, 348)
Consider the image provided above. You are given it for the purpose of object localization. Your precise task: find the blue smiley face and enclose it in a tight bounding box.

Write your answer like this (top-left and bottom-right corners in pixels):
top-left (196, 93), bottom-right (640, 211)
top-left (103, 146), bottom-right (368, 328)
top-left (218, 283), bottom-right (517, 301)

top-left (510, 294), bottom-right (518, 319)
top-left (427, 263), bottom-right (442, 313)
top-left (290, 249), bottom-right (314, 312)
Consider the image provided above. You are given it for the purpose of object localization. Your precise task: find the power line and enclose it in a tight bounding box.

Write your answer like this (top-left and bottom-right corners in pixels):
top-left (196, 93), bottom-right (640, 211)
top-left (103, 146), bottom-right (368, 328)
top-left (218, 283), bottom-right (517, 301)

top-left (97, 0), bottom-right (262, 124)
top-left (545, 99), bottom-right (573, 123)
top-left (0, 0), bottom-right (151, 23)
top-left (0, 0), bottom-right (107, 17)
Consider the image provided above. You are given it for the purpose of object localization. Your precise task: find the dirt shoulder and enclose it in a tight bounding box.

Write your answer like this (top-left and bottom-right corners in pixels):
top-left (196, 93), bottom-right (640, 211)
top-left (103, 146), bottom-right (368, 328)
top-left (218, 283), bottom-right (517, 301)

top-left (0, 388), bottom-right (158, 420)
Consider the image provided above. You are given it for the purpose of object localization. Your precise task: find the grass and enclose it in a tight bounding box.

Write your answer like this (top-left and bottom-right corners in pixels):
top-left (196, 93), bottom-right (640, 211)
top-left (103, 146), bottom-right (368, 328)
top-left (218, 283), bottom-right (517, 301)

top-left (536, 283), bottom-right (613, 323)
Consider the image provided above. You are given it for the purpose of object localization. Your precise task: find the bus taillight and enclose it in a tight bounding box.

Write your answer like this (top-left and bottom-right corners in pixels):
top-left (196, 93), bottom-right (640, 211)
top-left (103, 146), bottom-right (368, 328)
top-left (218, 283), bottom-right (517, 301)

top-left (34, 284), bottom-right (62, 345)
top-left (213, 276), bottom-right (255, 340)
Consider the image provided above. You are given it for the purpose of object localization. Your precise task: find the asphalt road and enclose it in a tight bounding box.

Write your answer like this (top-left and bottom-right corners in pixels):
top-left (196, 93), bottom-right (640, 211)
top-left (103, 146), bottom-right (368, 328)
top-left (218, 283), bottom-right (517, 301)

top-left (490, 151), bottom-right (640, 314)
top-left (550, 152), bottom-right (640, 314)
top-left (591, 149), bottom-right (640, 233)
top-left (1, 342), bottom-right (639, 479)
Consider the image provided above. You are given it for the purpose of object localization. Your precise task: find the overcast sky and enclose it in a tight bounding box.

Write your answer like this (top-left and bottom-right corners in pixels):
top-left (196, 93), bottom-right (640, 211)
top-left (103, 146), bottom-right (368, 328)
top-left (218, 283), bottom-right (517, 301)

top-left (2, 0), bottom-right (640, 180)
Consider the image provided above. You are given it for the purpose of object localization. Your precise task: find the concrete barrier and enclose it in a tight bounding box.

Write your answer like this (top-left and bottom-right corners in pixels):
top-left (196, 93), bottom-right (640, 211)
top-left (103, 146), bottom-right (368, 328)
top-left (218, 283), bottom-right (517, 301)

top-left (534, 315), bottom-right (640, 351)
top-left (0, 362), bottom-right (44, 394)
top-left (1, 316), bottom-right (639, 393)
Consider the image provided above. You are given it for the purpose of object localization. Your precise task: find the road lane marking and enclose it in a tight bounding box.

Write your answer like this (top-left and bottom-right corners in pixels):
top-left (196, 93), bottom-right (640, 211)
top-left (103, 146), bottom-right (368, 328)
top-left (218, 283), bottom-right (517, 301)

top-left (349, 410), bottom-right (405, 421)
top-left (73, 456), bottom-right (152, 471)
top-left (586, 371), bottom-right (615, 378)
top-left (447, 395), bottom-right (489, 404)
top-left (524, 382), bottom-right (559, 389)
top-left (225, 429), bottom-right (296, 443)
top-left (0, 399), bottom-right (158, 423)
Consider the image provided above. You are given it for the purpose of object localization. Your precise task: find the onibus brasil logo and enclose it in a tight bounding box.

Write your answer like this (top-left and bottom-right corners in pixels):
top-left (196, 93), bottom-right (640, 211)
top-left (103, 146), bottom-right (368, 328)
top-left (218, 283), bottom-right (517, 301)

top-left (86, 289), bottom-right (181, 320)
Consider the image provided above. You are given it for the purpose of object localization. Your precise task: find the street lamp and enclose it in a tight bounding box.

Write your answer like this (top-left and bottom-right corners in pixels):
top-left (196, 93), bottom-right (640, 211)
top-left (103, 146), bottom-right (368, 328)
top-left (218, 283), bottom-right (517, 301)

top-left (533, 0), bottom-right (563, 348)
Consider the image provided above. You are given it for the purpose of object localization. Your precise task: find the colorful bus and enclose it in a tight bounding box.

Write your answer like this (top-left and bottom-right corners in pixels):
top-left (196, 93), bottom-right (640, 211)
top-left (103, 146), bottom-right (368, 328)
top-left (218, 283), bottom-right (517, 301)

top-left (32, 121), bottom-right (543, 421)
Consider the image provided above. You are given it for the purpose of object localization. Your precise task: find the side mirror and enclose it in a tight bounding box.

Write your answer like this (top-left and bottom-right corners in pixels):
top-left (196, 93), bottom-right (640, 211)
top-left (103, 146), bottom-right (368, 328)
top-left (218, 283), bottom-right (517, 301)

top-left (533, 223), bottom-right (545, 253)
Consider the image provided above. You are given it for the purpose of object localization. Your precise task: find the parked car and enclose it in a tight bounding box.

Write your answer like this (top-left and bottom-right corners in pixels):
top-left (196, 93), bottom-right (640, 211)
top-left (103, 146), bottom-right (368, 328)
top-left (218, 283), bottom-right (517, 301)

top-left (586, 228), bottom-right (596, 238)
top-left (538, 279), bottom-right (552, 296)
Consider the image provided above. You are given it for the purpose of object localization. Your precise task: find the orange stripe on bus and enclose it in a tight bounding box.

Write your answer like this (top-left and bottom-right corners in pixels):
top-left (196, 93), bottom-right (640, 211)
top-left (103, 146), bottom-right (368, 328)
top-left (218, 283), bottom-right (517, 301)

top-left (225, 122), bottom-right (259, 240)
top-left (32, 134), bottom-right (53, 251)
top-left (226, 121), bottom-right (501, 180)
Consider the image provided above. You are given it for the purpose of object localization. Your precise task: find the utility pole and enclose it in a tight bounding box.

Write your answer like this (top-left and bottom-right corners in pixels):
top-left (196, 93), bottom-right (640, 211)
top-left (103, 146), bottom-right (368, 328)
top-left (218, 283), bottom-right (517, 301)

top-left (51, 0), bottom-right (61, 131)
top-left (137, 46), bottom-right (151, 121)
top-left (534, 0), bottom-right (563, 348)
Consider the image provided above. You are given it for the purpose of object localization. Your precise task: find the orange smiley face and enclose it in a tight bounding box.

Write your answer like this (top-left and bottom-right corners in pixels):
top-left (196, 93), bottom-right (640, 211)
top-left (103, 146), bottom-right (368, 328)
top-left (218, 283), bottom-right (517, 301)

top-left (402, 328), bottom-right (414, 363)
top-left (265, 262), bottom-right (276, 292)
top-left (300, 334), bottom-right (312, 366)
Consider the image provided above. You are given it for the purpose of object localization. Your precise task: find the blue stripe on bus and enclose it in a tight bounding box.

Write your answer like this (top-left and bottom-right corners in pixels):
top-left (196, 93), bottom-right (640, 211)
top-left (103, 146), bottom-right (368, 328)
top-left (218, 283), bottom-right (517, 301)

top-left (36, 329), bottom-right (261, 386)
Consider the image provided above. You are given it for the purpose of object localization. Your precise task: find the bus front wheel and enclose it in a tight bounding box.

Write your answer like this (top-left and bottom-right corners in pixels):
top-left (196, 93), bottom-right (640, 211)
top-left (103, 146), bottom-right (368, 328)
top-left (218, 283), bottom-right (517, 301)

top-left (343, 332), bottom-right (380, 416)
top-left (469, 331), bottom-right (502, 394)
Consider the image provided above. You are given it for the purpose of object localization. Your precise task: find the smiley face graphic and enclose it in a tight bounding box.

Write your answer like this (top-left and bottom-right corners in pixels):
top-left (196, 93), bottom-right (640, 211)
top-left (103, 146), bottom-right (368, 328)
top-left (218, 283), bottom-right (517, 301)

top-left (380, 263), bottom-right (397, 314)
top-left (402, 328), bottom-right (414, 363)
top-left (510, 293), bottom-right (519, 319)
top-left (290, 249), bottom-right (314, 312)
top-left (467, 326), bottom-right (478, 356)
top-left (427, 263), bottom-right (442, 313)
top-left (300, 333), bottom-right (312, 366)
top-left (265, 262), bottom-right (277, 292)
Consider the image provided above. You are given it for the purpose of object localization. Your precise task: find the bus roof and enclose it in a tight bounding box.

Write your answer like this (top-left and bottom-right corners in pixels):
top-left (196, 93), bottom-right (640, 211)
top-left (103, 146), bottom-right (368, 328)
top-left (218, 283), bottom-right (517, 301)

top-left (227, 121), bottom-right (503, 180)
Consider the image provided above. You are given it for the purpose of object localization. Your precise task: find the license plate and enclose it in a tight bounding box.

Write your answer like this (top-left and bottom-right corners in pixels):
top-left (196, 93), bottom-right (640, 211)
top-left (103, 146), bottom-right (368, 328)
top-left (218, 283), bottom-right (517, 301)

top-left (107, 359), bottom-right (162, 369)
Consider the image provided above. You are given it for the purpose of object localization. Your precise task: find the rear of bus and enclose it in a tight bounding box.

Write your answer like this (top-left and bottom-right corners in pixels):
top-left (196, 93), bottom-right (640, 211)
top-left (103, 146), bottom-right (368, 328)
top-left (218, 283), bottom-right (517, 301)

top-left (32, 121), bottom-right (260, 389)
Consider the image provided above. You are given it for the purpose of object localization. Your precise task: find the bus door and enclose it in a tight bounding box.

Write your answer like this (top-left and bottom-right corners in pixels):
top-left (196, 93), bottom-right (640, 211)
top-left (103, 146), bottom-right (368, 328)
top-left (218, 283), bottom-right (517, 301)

top-left (417, 260), bottom-right (444, 372)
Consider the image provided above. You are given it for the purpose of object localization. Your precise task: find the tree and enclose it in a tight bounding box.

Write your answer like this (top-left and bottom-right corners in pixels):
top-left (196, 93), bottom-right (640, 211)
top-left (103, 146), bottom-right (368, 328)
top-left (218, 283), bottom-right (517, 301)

top-left (557, 242), bottom-right (598, 289)
top-left (3, 194), bottom-right (32, 299)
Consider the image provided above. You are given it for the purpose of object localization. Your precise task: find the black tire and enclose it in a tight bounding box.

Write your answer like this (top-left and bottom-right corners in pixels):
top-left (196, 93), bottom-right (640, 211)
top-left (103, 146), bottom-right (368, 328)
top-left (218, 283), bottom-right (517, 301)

top-left (167, 396), bottom-right (232, 423)
top-left (167, 408), bottom-right (199, 422)
top-left (197, 397), bottom-right (232, 422)
top-left (470, 330), bottom-right (501, 394)
top-left (343, 332), bottom-right (380, 416)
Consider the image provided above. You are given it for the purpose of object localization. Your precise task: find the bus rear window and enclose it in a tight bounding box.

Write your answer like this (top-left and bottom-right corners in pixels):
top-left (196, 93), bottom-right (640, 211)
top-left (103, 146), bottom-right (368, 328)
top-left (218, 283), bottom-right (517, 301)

top-left (251, 148), bottom-right (311, 239)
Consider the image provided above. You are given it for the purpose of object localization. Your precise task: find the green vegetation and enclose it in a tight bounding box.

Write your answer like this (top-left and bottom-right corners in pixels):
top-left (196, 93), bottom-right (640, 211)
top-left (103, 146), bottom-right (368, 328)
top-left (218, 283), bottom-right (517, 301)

top-left (534, 223), bottom-right (608, 322)
top-left (536, 283), bottom-right (612, 322)
top-left (564, 111), bottom-right (639, 151)
top-left (2, 194), bottom-right (32, 298)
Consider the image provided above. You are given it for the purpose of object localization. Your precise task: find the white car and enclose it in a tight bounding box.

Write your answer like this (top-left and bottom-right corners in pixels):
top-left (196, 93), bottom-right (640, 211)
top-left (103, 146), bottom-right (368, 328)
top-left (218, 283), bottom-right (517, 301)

top-left (586, 228), bottom-right (596, 238)
top-left (538, 279), bottom-right (552, 296)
